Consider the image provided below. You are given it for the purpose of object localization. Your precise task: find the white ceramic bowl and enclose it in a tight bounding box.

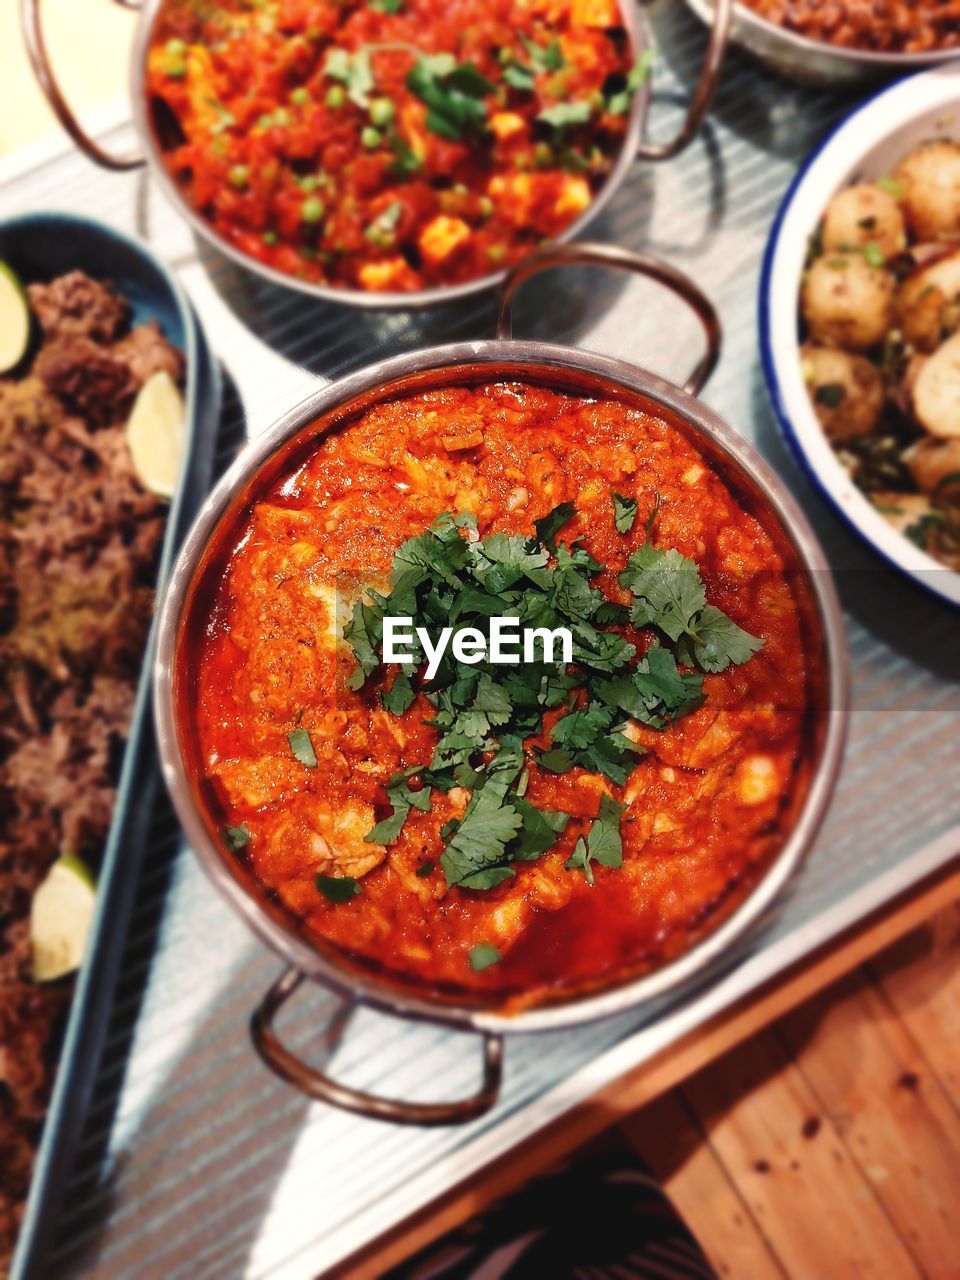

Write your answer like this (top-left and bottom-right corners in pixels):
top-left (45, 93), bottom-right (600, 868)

top-left (760, 64), bottom-right (960, 608)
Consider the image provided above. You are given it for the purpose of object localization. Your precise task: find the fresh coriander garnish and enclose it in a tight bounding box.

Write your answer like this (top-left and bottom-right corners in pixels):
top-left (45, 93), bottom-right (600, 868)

top-left (324, 48), bottom-right (375, 109)
top-left (537, 101), bottom-right (591, 130)
top-left (407, 54), bottom-right (495, 141)
top-left (288, 727), bottom-right (318, 768)
top-left (565, 793), bottom-right (625, 884)
top-left (469, 942), bottom-right (502, 971)
top-left (619, 544), bottom-right (763, 672)
top-left (316, 873), bottom-right (362, 902)
top-left (612, 490), bottom-right (638, 534)
top-left (348, 500), bottom-right (761, 891)
top-left (369, 0), bottom-right (403, 11)
top-left (224, 824), bottom-right (250, 851)
top-left (606, 50), bottom-right (654, 115)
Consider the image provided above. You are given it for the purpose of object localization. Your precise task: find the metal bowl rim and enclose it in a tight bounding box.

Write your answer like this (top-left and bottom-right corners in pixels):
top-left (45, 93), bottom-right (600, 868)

top-left (154, 339), bottom-right (849, 1034)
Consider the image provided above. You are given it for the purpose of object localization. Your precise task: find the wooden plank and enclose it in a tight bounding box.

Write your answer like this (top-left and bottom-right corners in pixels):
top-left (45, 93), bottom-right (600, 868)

top-left (870, 904), bottom-right (960, 1110)
top-left (621, 1091), bottom-right (786, 1280)
top-left (778, 969), bottom-right (960, 1279)
top-left (335, 864), bottom-right (960, 1280)
top-left (681, 1030), bottom-right (922, 1280)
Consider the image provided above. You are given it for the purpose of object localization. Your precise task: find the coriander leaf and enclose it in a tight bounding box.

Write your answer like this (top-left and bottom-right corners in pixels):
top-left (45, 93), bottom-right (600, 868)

top-left (369, 0), bottom-right (402, 11)
top-left (407, 55), bottom-right (493, 141)
top-left (288, 728), bottom-right (318, 768)
top-left (533, 500), bottom-right (577, 550)
top-left (551, 703), bottom-right (613, 751)
top-left (504, 64), bottom-right (535, 91)
top-left (473, 532), bottom-right (551, 593)
top-left (469, 942), bottom-right (501, 971)
top-left (607, 50), bottom-right (654, 114)
top-left (511, 796), bottom-right (570, 861)
top-left (324, 48), bottom-right (374, 108)
top-left (690, 605), bottom-right (763, 673)
top-left (365, 804), bottom-right (410, 845)
top-left (382, 670), bottom-right (416, 714)
top-left (588, 792), bottom-right (626, 868)
top-left (344, 599), bottom-right (383, 689)
top-left (316, 874), bottom-right (362, 902)
top-left (224, 824), bottom-right (250, 851)
top-left (537, 747), bottom-right (574, 773)
top-left (612, 490), bottom-right (639, 534)
top-left (440, 784), bottom-right (524, 889)
top-left (538, 101), bottom-right (591, 129)
top-left (564, 836), bottom-right (593, 885)
top-left (523, 36), bottom-right (564, 71)
top-left (621, 544), bottom-right (706, 642)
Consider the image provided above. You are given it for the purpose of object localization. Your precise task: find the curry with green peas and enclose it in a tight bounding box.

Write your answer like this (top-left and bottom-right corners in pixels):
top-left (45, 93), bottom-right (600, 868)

top-left (148, 0), bottom-right (645, 293)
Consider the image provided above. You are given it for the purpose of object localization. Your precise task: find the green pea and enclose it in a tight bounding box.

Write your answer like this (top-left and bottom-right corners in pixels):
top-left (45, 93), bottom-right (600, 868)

top-left (301, 196), bottom-right (326, 223)
top-left (487, 244), bottom-right (506, 263)
top-left (361, 126), bottom-right (382, 149)
top-left (165, 59), bottom-right (187, 79)
top-left (325, 85), bottom-right (346, 109)
top-left (165, 38), bottom-right (188, 57)
top-left (227, 164), bottom-right (250, 189)
top-left (290, 86), bottom-right (311, 106)
top-left (478, 195), bottom-right (494, 219)
top-left (263, 230), bottom-right (278, 246)
top-left (368, 98), bottom-right (395, 127)
top-left (534, 142), bottom-right (553, 168)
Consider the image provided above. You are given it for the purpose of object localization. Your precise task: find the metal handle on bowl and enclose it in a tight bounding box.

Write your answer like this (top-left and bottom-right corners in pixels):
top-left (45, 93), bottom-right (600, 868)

top-left (496, 241), bottom-right (721, 395)
top-left (638, 0), bottom-right (732, 162)
top-left (251, 966), bottom-right (504, 1126)
top-left (21, 0), bottom-right (146, 171)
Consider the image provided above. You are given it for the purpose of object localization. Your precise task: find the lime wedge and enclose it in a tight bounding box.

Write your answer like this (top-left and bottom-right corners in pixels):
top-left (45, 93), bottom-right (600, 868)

top-left (126, 369), bottom-right (186, 498)
top-left (31, 854), bottom-right (97, 982)
top-left (0, 260), bottom-right (31, 373)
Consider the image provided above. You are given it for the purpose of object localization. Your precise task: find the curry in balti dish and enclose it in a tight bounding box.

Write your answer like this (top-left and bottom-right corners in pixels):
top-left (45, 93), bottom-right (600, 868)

top-left (147, 0), bottom-right (644, 293)
top-left (178, 381), bottom-right (813, 1008)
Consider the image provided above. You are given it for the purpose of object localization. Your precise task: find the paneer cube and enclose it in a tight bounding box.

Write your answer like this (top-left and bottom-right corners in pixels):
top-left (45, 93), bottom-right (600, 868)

top-left (418, 215), bottom-right (472, 266)
top-left (571, 0), bottom-right (619, 28)
top-left (489, 112), bottom-right (527, 142)
top-left (554, 175), bottom-right (592, 219)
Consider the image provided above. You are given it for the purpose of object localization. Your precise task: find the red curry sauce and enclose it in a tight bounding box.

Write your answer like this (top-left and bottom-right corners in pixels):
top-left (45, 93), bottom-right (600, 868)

top-left (183, 383), bottom-right (811, 1006)
top-left (147, 0), bottom-right (637, 292)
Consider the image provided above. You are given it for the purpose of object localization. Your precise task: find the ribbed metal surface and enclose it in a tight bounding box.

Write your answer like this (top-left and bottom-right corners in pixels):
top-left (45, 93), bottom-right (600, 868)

top-left (2, 5), bottom-right (958, 1277)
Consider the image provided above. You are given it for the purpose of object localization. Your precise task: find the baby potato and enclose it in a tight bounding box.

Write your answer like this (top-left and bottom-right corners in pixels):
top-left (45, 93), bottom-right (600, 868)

top-left (894, 139), bottom-right (960, 242)
top-left (802, 253), bottom-right (895, 350)
top-left (802, 343), bottom-right (885, 440)
top-left (821, 184), bottom-right (906, 259)
top-left (902, 436), bottom-right (960, 492)
top-left (896, 247), bottom-right (960, 351)
top-left (912, 330), bottom-right (960, 437)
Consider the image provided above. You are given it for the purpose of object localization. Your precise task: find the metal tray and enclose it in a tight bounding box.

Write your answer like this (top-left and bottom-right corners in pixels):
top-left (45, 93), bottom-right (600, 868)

top-left (1, 4), bottom-right (958, 1277)
top-left (0, 213), bottom-right (224, 1280)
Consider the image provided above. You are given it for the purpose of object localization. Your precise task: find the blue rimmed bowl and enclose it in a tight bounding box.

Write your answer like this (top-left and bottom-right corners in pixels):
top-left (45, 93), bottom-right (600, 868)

top-left (760, 65), bottom-right (960, 609)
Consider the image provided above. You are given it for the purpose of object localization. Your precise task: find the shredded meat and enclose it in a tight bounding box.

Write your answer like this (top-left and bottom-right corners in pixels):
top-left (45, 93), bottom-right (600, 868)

top-left (26, 271), bottom-right (128, 343)
top-left (0, 271), bottom-right (178, 1271)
